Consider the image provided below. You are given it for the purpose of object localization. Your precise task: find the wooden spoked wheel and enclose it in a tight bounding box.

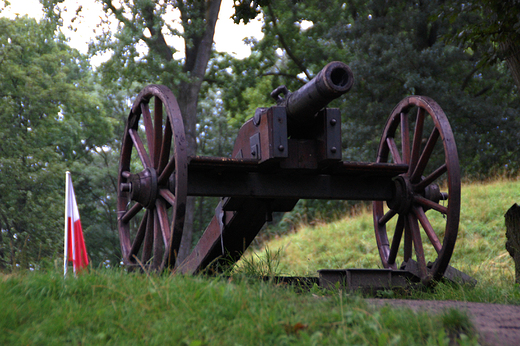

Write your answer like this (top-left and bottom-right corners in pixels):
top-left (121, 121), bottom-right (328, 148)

top-left (117, 85), bottom-right (187, 271)
top-left (373, 96), bottom-right (461, 285)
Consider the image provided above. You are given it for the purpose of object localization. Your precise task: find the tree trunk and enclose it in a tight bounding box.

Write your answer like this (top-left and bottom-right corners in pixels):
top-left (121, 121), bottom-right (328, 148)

top-left (176, 81), bottom-right (200, 262)
top-left (0, 218), bottom-right (4, 269)
top-left (176, 0), bottom-right (222, 264)
top-left (505, 203), bottom-right (520, 285)
top-left (500, 38), bottom-right (520, 98)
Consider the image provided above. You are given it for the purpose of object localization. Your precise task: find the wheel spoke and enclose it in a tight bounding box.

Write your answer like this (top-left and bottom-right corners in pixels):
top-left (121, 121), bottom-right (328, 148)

top-left (153, 208), bottom-right (165, 269)
top-left (159, 188), bottom-right (176, 206)
top-left (130, 210), bottom-right (149, 259)
top-left (400, 112), bottom-right (410, 165)
top-left (156, 199), bottom-right (171, 246)
top-left (414, 195), bottom-right (448, 214)
top-left (373, 201), bottom-right (390, 265)
top-left (158, 156), bottom-right (176, 185)
top-left (129, 128), bottom-right (152, 169)
top-left (158, 117), bottom-right (172, 174)
top-left (141, 208), bottom-right (154, 264)
top-left (378, 208), bottom-right (397, 225)
top-left (388, 215), bottom-right (404, 266)
top-left (408, 213), bottom-right (428, 279)
top-left (403, 217), bottom-right (413, 262)
top-left (386, 137), bottom-right (402, 164)
top-left (409, 108), bottom-right (425, 175)
top-left (141, 103), bottom-right (155, 165)
top-left (153, 97), bottom-right (163, 169)
top-left (413, 206), bottom-right (442, 254)
top-left (120, 202), bottom-right (143, 224)
top-left (414, 164), bottom-right (447, 192)
top-left (410, 127), bottom-right (439, 182)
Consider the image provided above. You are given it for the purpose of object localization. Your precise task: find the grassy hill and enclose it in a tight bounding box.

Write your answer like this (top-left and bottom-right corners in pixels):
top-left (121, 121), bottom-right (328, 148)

top-left (242, 178), bottom-right (520, 303)
top-left (2, 179), bottom-right (519, 345)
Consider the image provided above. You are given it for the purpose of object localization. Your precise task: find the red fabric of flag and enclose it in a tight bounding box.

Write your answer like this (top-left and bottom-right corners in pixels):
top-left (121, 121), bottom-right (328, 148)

top-left (65, 175), bottom-right (89, 272)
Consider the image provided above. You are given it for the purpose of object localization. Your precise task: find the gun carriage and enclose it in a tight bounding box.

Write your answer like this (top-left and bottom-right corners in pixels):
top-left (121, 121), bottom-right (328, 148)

top-left (117, 61), bottom-right (460, 286)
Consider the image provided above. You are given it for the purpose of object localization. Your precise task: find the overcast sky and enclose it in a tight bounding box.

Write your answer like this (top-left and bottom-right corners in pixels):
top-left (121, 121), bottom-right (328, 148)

top-left (1, 0), bottom-right (263, 64)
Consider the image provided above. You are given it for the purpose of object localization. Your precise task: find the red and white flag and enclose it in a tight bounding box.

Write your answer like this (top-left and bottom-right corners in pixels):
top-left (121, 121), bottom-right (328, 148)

top-left (64, 172), bottom-right (89, 275)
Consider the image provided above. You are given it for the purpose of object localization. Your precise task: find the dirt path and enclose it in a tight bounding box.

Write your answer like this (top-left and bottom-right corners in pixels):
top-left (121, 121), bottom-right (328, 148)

top-left (367, 299), bottom-right (520, 345)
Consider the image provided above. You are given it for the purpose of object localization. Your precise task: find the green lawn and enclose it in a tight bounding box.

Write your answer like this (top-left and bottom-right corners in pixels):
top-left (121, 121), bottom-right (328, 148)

top-left (3, 179), bottom-right (518, 345)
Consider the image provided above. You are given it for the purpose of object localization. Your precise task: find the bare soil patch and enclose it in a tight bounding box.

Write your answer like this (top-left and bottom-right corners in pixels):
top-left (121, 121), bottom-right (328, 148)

top-left (367, 299), bottom-right (520, 346)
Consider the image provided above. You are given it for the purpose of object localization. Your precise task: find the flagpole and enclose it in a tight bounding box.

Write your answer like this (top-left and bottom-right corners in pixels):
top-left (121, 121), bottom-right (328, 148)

top-left (70, 176), bottom-right (76, 275)
top-left (64, 171), bottom-right (71, 277)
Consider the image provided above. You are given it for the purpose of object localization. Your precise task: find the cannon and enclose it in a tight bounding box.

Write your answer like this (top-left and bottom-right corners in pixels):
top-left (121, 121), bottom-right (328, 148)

top-left (117, 61), bottom-right (460, 285)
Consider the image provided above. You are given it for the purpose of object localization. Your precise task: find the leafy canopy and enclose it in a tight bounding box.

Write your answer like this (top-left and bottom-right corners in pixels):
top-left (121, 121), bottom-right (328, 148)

top-left (0, 15), bottom-right (113, 269)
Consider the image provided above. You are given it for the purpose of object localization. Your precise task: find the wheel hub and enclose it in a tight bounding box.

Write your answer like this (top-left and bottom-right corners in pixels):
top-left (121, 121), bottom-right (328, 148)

top-left (387, 176), bottom-right (447, 214)
top-left (424, 183), bottom-right (448, 205)
top-left (120, 168), bottom-right (158, 209)
top-left (387, 176), bottom-right (414, 214)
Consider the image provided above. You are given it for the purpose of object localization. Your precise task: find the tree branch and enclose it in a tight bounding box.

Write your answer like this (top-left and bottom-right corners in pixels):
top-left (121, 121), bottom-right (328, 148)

top-left (460, 66), bottom-right (480, 92)
top-left (266, 2), bottom-right (311, 80)
top-left (261, 72), bottom-right (306, 84)
top-left (473, 85), bottom-right (493, 98)
top-left (140, 1), bottom-right (174, 62)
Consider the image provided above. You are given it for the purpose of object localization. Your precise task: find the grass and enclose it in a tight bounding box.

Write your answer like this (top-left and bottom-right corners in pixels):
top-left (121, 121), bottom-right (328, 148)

top-left (2, 178), bottom-right (518, 345)
top-left (0, 268), bottom-right (478, 345)
top-left (244, 178), bottom-right (520, 304)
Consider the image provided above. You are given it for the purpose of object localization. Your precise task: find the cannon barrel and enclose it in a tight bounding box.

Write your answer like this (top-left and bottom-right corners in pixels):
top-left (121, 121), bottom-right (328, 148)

top-left (271, 61), bottom-right (354, 135)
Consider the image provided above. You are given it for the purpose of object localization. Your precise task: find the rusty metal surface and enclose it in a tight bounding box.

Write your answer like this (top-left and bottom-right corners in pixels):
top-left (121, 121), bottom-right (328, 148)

top-left (318, 269), bottom-right (420, 292)
top-left (401, 259), bottom-right (477, 287)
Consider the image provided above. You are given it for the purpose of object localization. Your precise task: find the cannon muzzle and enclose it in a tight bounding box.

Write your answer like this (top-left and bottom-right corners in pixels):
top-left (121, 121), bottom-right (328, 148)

top-left (271, 61), bottom-right (354, 137)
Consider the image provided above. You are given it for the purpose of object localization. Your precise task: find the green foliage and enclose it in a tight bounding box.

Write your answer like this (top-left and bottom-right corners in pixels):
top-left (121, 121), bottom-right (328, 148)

top-left (230, 0), bottom-right (520, 175)
top-left (0, 16), bottom-right (114, 270)
top-left (3, 0), bottom-right (519, 275)
top-left (0, 268), bottom-right (479, 345)
top-left (441, 0), bottom-right (520, 63)
top-left (222, 0), bottom-right (520, 230)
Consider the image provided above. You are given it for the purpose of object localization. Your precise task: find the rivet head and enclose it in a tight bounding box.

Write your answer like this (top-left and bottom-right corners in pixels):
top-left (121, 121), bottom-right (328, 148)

top-left (330, 118), bottom-right (337, 126)
top-left (278, 145), bottom-right (285, 151)
top-left (330, 147), bottom-right (337, 153)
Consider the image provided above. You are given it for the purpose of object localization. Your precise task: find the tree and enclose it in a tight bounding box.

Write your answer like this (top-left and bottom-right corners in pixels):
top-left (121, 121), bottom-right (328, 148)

top-left (223, 0), bottom-right (520, 235)
top-left (231, 0), bottom-right (520, 177)
top-left (90, 0), bottom-right (222, 262)
top-left (442, 0), bottom-right (520, 97)
top-left (0, 15), bottom-right (113, 269)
